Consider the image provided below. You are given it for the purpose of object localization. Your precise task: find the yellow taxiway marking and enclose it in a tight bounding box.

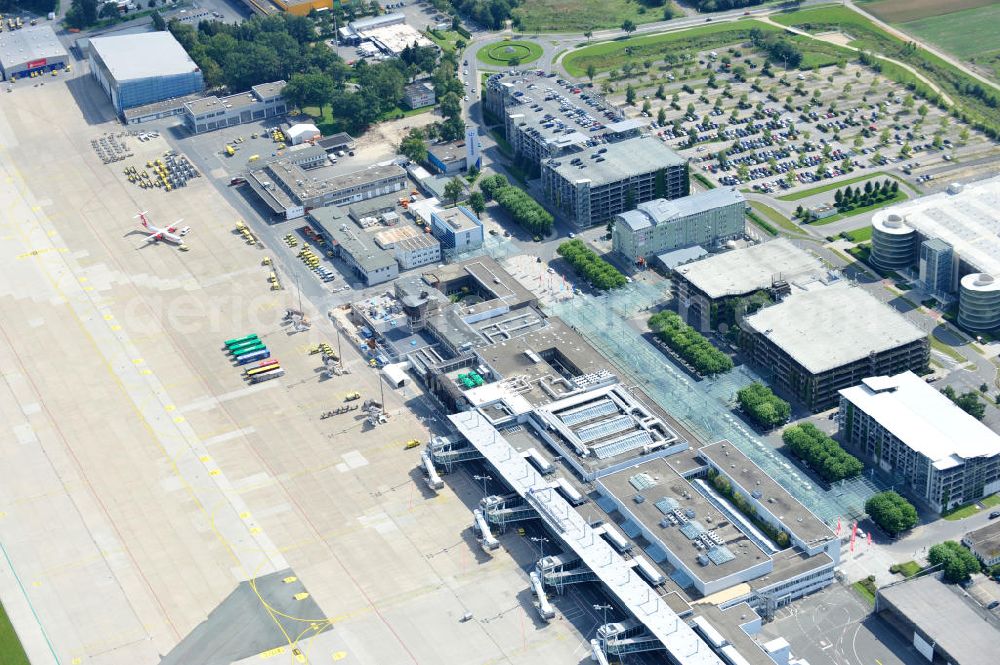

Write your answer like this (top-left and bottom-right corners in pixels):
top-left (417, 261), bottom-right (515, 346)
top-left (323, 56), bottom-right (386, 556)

top-left (209, 469), bottom-right (221, 477)
top-left (132, 358), bottom-right (144, 365)
top-left (103, 314), bottom-right (114, 321)
top-left (165, 404), bottom-right (176, 412)
top-left (139, 368), bottom-right (152, 375)
top-left (199, 455), bottom-right (211, 463)
top-left (111, 325), bottom-right (122, 331)
top-left (173, 416), bottom-right (185, 424)
top-left (259, 646), bottom-right (285, 659)
top-left (331, 652), bottom-right (347, 661)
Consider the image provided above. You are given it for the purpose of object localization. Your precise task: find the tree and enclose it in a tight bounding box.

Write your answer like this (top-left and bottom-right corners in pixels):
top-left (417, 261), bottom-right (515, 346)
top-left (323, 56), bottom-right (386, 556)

top-left (782, 423), bottom-right (863, 481)
top-left (621, 19), bottom-right (636, 36)
top-left (468, 191), bottom-right (486, 216)
top-left (586, 64), bottom-right (597, 82)
top-left (584, 29), bottom-right (593, 42)
top-left (738, 383), bottom-right (791, 429)
top-left (941, 385), bottom-right (986, 420)
top-left (928, 541), bottom-right (981, 582)
top-left (626, 85), bottom-right (636, 106)
top-left (479, 174), bottom-right (509, 200)
top-left (508, 56), bottom-right (521, 68)
top-left (439, 92), bottom-right (462, 120)
top-left (98, 1), bottom-right (118, 19)
top-left (282, 72), bottom-right (335, 118)
top-left (151, 9), bottom-right (165, 30)
top-left (444, 177), bottom-right (465, 206)
top-left (399, 129), bottom-right (428, 164)
top-left (865, 491), bottom-right (918, 536)
top-left (657, 108), bottom-right (667, 126)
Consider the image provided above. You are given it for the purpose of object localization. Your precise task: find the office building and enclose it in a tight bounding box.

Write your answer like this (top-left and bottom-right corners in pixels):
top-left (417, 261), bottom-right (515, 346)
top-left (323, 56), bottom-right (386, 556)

top-left (839, 371), bottom-right (1000, 512)
top-left (403, 81), bottom-right (435, 109)
top-left (89, 32), bottom-right (204, 114)
top-left (392, 234), bottom-right (442, 270)
top-left (183, 81), bottom-right (287, 133)
top-left (309, 206), bottom-right (398, 285)
top-left (674, 239), bottom-right (827, 332)
top-left (426, 141), bottom-right (468, 175)
top-left (541, 136), bottom-right (689, 228)
top-left (741, 284), bottom-right (928, 411)
top-left (430, 206), bottom-right (483, 251)
top-left (877, 574), bottom-right (1000, 665)
top-left (0, 25), bottom-right (68, 81)
top-left (962, 521), bottom-right (1000, 567)
top-left (869, 176), bottom-right (1000, 331)
top-left (612, 189), bottom-right (746, 263)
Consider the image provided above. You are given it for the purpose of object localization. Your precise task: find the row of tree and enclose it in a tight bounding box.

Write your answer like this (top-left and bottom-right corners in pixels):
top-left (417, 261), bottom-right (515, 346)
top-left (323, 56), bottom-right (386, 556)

top-left (832, 179), bottom-right (899, 212)
top-left (737, 382), bottom-right (792, 429)
top-left (750, 29), bottom-right (804, 70)
top-left (478, 175), bottom-right (554, 235)
top-left (865, 490), bottom-right (918, 537)
top-left (648, 311), bottom-right (733, 376)
top-left (708, 468), bottom-right (791, 549)
top-left (782, 422), bottom-right (863, 482)
top-left (556, 240), bottom-right (627, 291)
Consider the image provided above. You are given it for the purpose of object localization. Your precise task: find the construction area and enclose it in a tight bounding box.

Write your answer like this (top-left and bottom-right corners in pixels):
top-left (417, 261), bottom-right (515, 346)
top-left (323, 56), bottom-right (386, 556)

top-left (0, 71), bottom-right (588, 665)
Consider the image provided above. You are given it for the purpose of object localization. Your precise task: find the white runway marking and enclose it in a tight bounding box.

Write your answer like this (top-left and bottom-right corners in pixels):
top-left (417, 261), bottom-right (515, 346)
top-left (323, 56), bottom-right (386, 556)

top-left (180, 382), bottom-right (279, 413)
top-left (202, 426), bottom-right (256, 447)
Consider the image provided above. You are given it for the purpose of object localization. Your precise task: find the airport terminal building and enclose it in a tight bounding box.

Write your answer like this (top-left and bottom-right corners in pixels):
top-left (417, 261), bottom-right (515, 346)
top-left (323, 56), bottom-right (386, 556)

top-left (89, 32), bottom-right (204, 115)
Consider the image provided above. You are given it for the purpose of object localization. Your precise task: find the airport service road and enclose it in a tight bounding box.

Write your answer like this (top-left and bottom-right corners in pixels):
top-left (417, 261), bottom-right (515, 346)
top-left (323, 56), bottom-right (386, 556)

top-left (761, 583), bottom-right (926, 665)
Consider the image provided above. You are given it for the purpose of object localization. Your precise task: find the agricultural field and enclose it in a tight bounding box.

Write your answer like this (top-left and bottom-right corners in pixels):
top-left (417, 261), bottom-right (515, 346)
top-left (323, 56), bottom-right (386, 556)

top-left (513, 0), bottom-right (678, 33)
top-left (896, 4), bottom-right (1000, 83)
top-left (860, 0), bottom-right (996, 24)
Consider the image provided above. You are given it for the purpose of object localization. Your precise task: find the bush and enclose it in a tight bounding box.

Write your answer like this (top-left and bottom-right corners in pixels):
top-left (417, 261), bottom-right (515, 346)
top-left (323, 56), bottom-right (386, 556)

top-left (479, 175), bottom-right (553, 235)
top-left (782, 423), bottom-right (863, 482)
top-left (707, 467), bottom-right (791, 549)
top-left (557, 239), bottom-right (626, 291)
top-left (928, 541), bottom-right (981, 583)
top-left (648, 311), bottom-right (733, 376)
top-left (738, 382), bottom-right (791, 429)
top-left (865, 491), bottom-right (918, 536)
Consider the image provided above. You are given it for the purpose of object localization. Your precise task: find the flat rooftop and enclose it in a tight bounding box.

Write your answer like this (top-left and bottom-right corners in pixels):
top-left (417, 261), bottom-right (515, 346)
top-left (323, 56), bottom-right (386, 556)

top-left (676, 238), bottom-right (825, 299)
top-left (424, 256), bottom-right (536, 310)
top-left (433, 206), bottom-right (479, 233)
top-left (90, 32), bottom-right (199, 82)
top-left (619, 188), bottom-right (746, 232)
top-left (879, 574), bottom-right (1000, 665)
top-left (309, 206), bottom-right (396, 272)
top-left (428, 141), bottom-right (467, 164)
top-left (601, 458), bottom-right (771, 584)
top-left (699, 441), bottom-right (834, 545)
top-left (185, 81), bottom-right (285, 115)
top-left (0, 25), bottom-right (67, 70)
top-left (965, 520), bottom-right (1000, 562)
top-left (742, 283), bottom-right (927, 375)
top-left (840, 371), bottom-right (1000, 469)
top-left (547, 136), bottom-right (686, 185)
top-left (874, 174), bottom-right (1000, 277)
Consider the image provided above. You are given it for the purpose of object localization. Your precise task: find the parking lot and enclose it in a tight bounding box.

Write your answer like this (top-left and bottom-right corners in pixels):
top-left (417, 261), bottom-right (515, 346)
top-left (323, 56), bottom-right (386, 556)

top-left (587, 48), bottom-right (999, 200)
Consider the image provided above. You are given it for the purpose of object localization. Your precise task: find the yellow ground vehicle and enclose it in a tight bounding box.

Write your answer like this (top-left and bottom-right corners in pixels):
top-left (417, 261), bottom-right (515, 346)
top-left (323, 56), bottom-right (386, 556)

top-left (344, 391), bottom-right (361, 401)
top-left (224, 145), bottom-right (235, 156)
top-left (248, 154), bottom-right (259, 162)
top-left (404, 440), bottom-right (421, 450)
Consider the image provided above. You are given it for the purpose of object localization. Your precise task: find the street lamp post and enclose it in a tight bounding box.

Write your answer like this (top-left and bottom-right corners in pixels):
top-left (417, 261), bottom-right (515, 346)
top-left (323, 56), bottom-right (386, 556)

top-left (473, 474), bottom-right (491, 499)
top-left (530, 536), bottom-right (549, 560)
top-left (593, 603), bottom-right (613, 634)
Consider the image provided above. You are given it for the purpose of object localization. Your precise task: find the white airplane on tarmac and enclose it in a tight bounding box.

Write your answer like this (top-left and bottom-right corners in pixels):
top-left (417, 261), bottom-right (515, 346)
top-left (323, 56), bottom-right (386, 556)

top-left (134, 211), bottom-right (190, 246)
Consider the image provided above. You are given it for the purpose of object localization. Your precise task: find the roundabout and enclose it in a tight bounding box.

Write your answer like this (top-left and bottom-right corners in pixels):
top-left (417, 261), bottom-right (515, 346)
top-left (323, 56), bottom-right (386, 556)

top-left (476, 40), bottom-right (543, 67)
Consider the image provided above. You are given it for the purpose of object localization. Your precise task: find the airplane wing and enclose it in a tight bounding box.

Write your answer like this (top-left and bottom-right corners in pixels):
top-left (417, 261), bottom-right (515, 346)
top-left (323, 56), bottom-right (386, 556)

top-left (145, 232), bottom-right (163, 243)
top-left (166, 219), bottom-right (184, 233)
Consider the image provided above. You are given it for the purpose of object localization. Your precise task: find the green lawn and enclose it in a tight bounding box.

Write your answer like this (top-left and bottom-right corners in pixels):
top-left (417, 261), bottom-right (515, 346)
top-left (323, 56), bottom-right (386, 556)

top-left (852, 580), bottom-right (876, 606)
top-left (983, 494), bottom-right (1000, 508)
top-left (513, 0), bottom-right (679, 33)
top-left (477, 40), bottom-right (544, 67)
top-left (425, 29), bottom-right (465, 54)
top-left (562, 20), bottom-right (779, 77)
top-left (750, 202), bottom-right (804, 235)
top-left (942, 502), bottom-right (984, 520)
top-left (930, 333), bottom-right (967, 364)
top-left (894, 560), bottom-right (924, 577)
top-left (899, 4), bottom-right (1000, 61)
top-left (779, 172), bottom-right (893, 201)
top-left (807, 191), bottom-right (906, 225)
top-left (0, 601), bottom-right (30, 665)
top-left (842, 226), bottom-right (873, 243)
